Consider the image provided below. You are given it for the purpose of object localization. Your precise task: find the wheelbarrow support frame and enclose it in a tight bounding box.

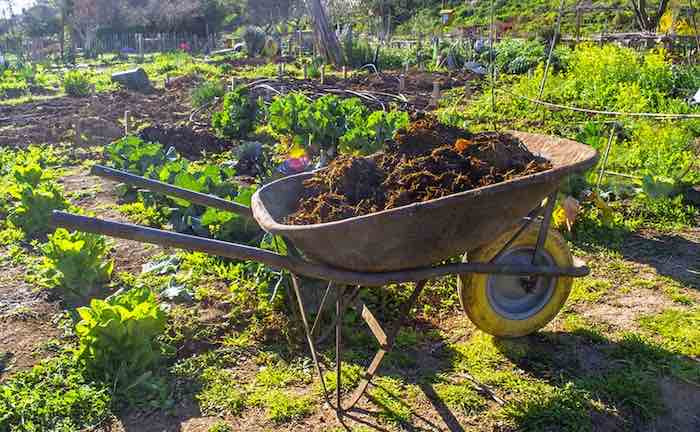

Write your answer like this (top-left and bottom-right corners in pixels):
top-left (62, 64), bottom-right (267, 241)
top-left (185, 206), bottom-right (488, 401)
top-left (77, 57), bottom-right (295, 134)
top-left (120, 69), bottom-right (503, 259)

top-left (51, 165), bottom-right (588, 420)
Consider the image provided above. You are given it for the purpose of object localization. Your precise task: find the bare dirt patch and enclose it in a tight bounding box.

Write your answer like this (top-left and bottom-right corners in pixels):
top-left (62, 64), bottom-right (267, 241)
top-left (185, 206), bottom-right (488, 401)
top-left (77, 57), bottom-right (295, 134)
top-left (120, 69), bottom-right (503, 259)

top-left (578, 288), bottom-right (675, 330)
top-left (59, 167), bottom-right (168, 273)
top-left (0, 302), bottom-right (61, 381)
top-left (0, 87), bottom-right (192, 149)
top-left (645, 377), bottom-right (700, 432)
top-left (620, 228), bottom-right (700, 289)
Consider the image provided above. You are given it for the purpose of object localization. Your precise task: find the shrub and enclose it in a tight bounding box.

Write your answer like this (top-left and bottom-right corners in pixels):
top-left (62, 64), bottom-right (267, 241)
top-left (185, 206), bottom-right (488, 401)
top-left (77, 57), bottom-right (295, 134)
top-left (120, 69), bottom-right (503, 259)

top-left (242, 26), bottom-right (266, 57)
top-left (39, 228), bottom-right (113, 303)
top-left (63, 70), bottom-right (91, 97)
top-left (191, 80), bottom-right (225, 108)
top-left (493, 39), bottom-right (545, 74)
top-left (211, 86), bottom-right (259, 139)
top-left (75, 287), bottom-right (168, 395)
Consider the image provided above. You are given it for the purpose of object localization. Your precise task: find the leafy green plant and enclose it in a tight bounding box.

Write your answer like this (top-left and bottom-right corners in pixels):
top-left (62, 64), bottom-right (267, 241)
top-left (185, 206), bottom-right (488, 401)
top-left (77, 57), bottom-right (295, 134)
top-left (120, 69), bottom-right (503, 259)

top-left (105, 136), bottom-right (172, 176)
top-left (8, 182), bottom-right (69, 237)
top-left (63, 70), bottom-right (91, 97)
top-left (75, 287), bottom-right (169, 396)
top-left (339, 109), bottom-right (410, 155)
top-left (191, 80), bottom-right (225, 108)
top-left (38, 228), bottom-right (113, 303)
top-left (268, 92), bottom-right (404, 155)
top-left (298, 94), bottom-right (349, 152)
top-left (0, 356), bottom-right (111, 432)
top-left (268, 92), bottom-right (311, 145)
top-left (493, 39), bottom-right (546, 74)
top-left (212, 86), bottom-right (259, 139)
top-left (105, 136), bottom-right (261, 243)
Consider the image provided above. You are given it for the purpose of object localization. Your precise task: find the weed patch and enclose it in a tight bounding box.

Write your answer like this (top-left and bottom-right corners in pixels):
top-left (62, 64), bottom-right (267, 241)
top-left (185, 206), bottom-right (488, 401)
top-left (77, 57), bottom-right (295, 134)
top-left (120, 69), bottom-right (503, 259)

top-left (0, 356), bottom-right (111, 431)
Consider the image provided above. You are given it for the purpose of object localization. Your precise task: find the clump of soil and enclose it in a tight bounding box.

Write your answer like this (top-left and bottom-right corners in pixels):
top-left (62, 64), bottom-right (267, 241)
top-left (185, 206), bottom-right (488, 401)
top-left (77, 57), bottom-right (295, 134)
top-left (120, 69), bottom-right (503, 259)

top-left (286, 116), bottom-right (552, 225)
top-left (139, 125), bottom-right (231, 159)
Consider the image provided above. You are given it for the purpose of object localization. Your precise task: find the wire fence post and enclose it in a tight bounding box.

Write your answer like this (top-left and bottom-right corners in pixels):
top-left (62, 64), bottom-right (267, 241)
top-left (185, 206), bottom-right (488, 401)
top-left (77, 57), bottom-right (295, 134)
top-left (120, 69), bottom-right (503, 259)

top-left (596, 126), bottom-right (617, 191)
top-left (538, 0), bottom-right (567, 125)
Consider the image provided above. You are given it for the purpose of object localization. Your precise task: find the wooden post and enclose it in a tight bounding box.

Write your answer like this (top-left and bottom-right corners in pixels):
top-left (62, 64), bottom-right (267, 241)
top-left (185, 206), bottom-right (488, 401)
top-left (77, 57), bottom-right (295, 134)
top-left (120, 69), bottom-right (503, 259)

top-left (123, 111), bottom-right (130, 136)
top-left (304, 63), bottom-right (308, 79)
top-left (298, 29), bottom-right (303, 57)
top-left (430, 81), bottom-right (441, 107)
top-left (138, 34), bottom-right (144, 62)
top-left (342, 65), bottom-right (347, 80)
top-left (575, 5), bottom-right (582, 45)
top-left (399, 74), bottom-right (406, 92)
top-left (278, 63), bottom-right (284, 80)
top-left (320, 64), bottom-right (325, 84)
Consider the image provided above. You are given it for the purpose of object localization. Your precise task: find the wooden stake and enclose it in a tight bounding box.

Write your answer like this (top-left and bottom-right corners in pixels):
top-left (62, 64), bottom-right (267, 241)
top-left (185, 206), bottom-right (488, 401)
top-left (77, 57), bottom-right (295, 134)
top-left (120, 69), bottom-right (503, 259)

top-left (304, 63), bottom-right (308, 80)
top-left (320, 65), bottom-right (325, 85)
top-left (399, 74), bottom-right (406, 92)
top-left (123, 111), bottom-right (130, 136)
top-left (342, 65), bottom-right (347, 80)
top-left (430, 81), bottom-right (441, 107)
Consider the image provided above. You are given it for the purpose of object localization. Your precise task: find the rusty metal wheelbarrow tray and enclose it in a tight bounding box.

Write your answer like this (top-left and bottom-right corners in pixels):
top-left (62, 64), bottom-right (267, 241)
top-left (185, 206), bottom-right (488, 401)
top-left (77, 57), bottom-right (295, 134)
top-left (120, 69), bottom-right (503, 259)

top-left (253, 131), bottom-right (598, 272)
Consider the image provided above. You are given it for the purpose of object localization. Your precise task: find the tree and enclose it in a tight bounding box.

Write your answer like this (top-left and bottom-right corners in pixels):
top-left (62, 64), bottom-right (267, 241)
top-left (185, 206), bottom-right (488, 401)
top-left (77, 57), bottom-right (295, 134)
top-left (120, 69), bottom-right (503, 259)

top-left (306, 0), bottom-right (342, 65)
top-left (21, 1), bottom-right (61, 38)
top-left (629, 0), bottom-right (671, 32)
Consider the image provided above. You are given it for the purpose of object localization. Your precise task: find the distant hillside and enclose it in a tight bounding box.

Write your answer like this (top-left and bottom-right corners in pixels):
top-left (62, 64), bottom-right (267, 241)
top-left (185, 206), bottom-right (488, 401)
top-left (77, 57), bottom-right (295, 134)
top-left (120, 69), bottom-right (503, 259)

top-left (391, 0), bottom-right (638, 37)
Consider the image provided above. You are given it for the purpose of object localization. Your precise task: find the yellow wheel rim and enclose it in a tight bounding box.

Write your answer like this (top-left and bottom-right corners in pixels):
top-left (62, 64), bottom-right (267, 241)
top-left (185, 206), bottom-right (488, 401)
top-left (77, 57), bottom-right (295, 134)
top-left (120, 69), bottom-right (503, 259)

top-left (458, 222), bottom-right (573, 338)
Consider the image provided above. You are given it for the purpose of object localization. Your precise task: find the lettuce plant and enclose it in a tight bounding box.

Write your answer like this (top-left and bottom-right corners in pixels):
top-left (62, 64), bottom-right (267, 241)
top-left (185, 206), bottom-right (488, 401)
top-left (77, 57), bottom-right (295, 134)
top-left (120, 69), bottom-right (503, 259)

top-left (75, 288), bottom-right (168, 395)
top-left (39, 228), bottom-right (113, 302)
top-left (9, 182), bottom-right (69, 237)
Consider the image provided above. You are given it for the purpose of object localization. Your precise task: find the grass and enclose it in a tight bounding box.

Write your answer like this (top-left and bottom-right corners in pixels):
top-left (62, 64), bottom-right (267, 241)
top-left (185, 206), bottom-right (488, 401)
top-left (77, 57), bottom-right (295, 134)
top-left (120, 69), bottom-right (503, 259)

top-left (367, 376), bottom-right (417, 425)
top-left (254, 360), bottom-right (311, 388)
top-left (638, 309), bottom-right (700, 357)
top-left (0, 355), bottom-right (111, 431)
top-left (248, 388), bottom-right (314, 423)
top-left (433, 381), bottom-right (488, 416)
top-left (497, 382), bottom-right (594, 432)
top-left (568, 278), bottom-right (611, 305)
top-left (196, 368), bottom-right (248, 416)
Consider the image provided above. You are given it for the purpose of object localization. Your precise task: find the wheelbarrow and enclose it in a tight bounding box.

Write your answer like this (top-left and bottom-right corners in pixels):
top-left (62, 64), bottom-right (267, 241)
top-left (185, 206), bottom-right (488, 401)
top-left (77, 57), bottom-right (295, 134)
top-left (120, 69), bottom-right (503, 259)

top-left (51, 131), bottom-right (598, 419)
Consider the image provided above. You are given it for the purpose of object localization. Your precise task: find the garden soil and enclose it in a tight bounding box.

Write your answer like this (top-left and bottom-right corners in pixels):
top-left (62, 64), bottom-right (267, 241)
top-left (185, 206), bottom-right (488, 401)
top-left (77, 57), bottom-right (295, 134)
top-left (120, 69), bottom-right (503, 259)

top-left (287, 116), bottom-right (552, 225)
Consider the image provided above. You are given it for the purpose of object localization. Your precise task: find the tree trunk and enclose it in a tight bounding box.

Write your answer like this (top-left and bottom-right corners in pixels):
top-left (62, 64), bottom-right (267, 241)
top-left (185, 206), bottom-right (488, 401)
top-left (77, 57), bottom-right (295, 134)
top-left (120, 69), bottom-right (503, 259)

top-left (629, 0), bottom-right (671, 32)
top-left (305, 0), bottom-right (343, 65)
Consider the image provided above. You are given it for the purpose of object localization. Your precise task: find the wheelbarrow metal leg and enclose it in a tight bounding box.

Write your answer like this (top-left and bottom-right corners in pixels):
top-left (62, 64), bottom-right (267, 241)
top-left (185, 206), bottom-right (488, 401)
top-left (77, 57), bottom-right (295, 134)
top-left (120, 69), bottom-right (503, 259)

top-left (293, 275), bottom-right (426, 417)
top-left (533, 191), bottom-right (558, 265)
top-left (335, 283), bottom-right (344, 418)
top-left (342, 279), bottom-right (426, 411)
top-left (291, 274), bottom-right (334, 406)
top-left (310, 281), bottom-right (334, 339)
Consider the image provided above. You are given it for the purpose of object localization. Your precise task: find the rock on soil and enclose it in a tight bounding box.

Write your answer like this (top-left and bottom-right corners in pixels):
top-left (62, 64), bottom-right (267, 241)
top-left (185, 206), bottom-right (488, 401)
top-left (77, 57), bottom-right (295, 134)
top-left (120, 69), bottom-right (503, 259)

top-left (111, 68), bottom-right (152, 92)
top-left (286, 116), bottom-right (552, 225)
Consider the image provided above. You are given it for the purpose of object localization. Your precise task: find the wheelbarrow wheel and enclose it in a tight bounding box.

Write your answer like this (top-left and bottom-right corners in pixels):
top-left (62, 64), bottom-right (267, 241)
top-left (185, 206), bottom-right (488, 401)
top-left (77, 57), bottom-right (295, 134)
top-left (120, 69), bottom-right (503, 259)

top-left (458, 222), bottom-right (573, 338)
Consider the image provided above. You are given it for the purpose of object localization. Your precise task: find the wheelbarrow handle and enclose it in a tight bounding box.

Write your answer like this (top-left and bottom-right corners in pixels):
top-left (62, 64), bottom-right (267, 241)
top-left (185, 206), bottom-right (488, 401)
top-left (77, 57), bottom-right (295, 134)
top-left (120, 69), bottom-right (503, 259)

top-left (91, 165), bottom-right (254, 220)
top-left (52, 210), bottom-right (291, 269)
top-left (52, 212), bottom-right (589, 287)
